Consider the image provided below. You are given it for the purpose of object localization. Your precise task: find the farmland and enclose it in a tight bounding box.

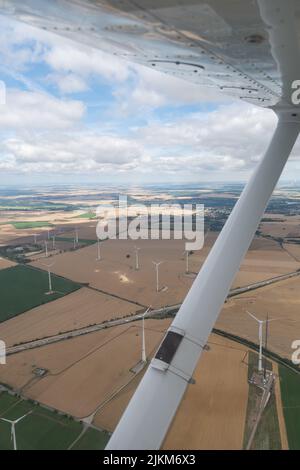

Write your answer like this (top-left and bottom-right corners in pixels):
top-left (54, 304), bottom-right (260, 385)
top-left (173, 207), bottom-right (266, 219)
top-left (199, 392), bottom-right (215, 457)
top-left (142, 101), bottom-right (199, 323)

top-left (0, 324), bottom-right (251, 449)
top-left (1, 186), bottom-right (300, 449)
top-left (217, 275), bottom-right (300, 360)
top-left (0, 258), bottom-right (15, 271)
top-left (163, 335), bottom-right (249, 450)
top-left (0, 265), bottom-right (81, 323)
top-left (0, 287), bottom-right (140, 347)
top-left (279, 365), bottom-right (300, 450)
top-left (0, 391), bottom-right (109, 450)
top-left (30, 233), bottom-right (299, 310)
top-left (13, 222), bottom-right (53, 230)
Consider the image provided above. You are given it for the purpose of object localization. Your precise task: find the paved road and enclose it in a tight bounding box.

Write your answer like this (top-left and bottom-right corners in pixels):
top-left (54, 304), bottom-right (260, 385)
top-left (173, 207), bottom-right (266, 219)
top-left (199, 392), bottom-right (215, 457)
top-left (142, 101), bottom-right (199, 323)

top-left (6, 269), bottom-right (300, 356)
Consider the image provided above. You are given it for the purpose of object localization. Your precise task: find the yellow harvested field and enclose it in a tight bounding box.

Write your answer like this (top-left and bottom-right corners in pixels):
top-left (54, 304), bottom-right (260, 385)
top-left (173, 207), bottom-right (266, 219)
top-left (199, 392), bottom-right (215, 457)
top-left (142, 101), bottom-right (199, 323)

top-left (259, 214), bottom-right (300, 238)
top-left (163, 335), bottom-right (249, 450)
top-left (0, 319), bottom-right (171, 417)
top-left (0, 257), bottom-right (15, 270)
top-left (56, 222), bottom-right (98, 240)
top-left (0, 287), bottom-right (140, 347)
top-left (94, 334), bottom-right (249, 451)
top-left (0, 319), bottom-right (250, 449)
top-left (217, 275), bottom-right (300, 359)
top-left (93, 370), bottom-right (146, 432)
top-left (283, 243), bottom-right (300, 262)
top-left (0, 214), bottom-right (97, 246)
top-left (31, 239), bottom-right (203, 308)
top-left (30, 234), bottom-right (299, 309)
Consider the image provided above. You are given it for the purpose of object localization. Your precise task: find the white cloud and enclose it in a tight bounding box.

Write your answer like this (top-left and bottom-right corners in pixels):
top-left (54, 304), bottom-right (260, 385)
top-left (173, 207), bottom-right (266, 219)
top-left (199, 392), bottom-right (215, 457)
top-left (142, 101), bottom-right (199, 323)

top-left (130, 65), bottom-right (231, 107)
top-left (44, 42), bottom-right (129, 83)
top-left (2, 132), bottom-right (143, 174)
top-left (0, 89), bottom-right (85, 130)
top-left (45, 73), bottom-right (89, 94)
top-left (1, 15), bottom-right (300, 183)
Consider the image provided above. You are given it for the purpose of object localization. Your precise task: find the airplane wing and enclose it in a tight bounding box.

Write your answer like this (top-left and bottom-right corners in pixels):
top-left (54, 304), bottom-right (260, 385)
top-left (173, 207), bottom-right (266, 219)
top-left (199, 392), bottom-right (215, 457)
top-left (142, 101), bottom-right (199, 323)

top-left (1, 0), bottom-right (300, 450)
top-left (0, 0), bottom-right (299, 109)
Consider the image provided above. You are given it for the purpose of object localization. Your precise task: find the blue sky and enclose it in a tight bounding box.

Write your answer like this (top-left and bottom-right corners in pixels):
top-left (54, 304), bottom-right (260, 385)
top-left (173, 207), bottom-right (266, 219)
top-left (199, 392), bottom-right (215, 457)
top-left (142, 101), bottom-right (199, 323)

top-left (0, 14), bottom-right (300, 186)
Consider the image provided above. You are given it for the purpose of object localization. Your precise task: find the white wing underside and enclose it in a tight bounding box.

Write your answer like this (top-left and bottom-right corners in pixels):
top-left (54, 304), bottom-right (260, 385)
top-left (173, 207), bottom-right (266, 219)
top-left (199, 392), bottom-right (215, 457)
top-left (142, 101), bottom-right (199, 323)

top-left (1, 0), bottom-right (300, 108)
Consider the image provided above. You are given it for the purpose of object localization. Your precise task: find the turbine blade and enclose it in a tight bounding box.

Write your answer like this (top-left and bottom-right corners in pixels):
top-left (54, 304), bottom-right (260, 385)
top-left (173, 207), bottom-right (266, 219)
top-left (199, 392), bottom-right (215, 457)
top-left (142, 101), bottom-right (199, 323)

top-left (15, 410), bottom-right (32, 423)
top-left (0, 418), bottom-right (12, 424)
top-left (246, 310), bottom-right (261, 322)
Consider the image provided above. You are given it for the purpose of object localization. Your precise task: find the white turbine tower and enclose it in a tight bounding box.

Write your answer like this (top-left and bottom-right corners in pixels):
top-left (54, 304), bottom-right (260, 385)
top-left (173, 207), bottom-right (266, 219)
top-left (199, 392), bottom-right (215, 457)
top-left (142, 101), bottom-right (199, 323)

top-left (134, 246), bottom-right (140, 271)
top-left (152, 261), bottom-right (163, 293)
top-left (246, 311), bottom-right (275, 372)
top-left (75, 227), bottom-right (79, 244)
top-left (52, 234), bottom-right (56, 250)
top-left (44, 240), bottom-right (48, 257)
top-left (1, 411), bottom-right (32, 450)
top-left (40, 261), bottom-right (55, 295)
top-left (32, 233), bottom-right (38, 245)
top-left (141, 307), bottom-right (151, 363)
top-left (184, 250), bottom-right (190, 274)
top-left (96, 238), bottom-right (101, 261)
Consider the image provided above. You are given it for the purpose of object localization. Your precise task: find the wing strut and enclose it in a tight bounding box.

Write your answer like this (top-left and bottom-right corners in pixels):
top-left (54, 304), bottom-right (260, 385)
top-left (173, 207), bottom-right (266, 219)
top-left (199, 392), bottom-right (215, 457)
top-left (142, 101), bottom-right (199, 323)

top-left (106, 111), bottom-right (300, 450)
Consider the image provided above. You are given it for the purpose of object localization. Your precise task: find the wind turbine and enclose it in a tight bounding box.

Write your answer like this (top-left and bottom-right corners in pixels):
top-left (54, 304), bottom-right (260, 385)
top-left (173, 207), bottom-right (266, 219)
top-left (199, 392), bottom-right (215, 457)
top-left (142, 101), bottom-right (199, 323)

top-left (184, 250), bottom-right (190, 274)
top-left (75, 227), bottom-right (79, 244)
top-left (44, 240), bottom-right (48, 257)
top-left (134, 246), bottom-right (140, 271)
top-left (141, 307), bottom-right (151, 363)
top-left (152, 261), bottom-right (163, 293)
top-left (1, 411), bottom-right (32, 450)
top-left (96, 238), bottom-right (101, 261)
top-left (246, 311), bottom-right (276, 373)
top-left (52, 234), bottom-right (56, 250)
top-left (32, 233), bottom-right (38, 245)
top-left (40, 261), bottom-right (55, 295)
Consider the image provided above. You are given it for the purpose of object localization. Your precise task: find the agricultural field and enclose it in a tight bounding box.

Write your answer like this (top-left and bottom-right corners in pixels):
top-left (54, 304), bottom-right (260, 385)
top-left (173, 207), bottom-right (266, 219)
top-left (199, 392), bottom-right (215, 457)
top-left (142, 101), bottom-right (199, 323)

top-left (0, 287), bottom-right (140, 347)
top-left (0, 257), bottom-right (15, 271)
top-left (73, 212), bottom-right (96, 220)
top-left (279, 365), bottom-right (300, 450)
top-left (55, 236), bottom-right (96, 246)
top-left (0, 321), bottom-right (252, 449)
top-left (0, 265), bottom-right (81, 323)
top-left (258, 214), bottom-right (300, 239)
top-left (243, 352), bottom-right (281, 450)
top-left (0, 319), bottom-right (171, 413)
top-left (30, 233), bottom-right (299, 310)
top-left (0, 391), bottom-right (109, 450)
top-left (217, 275), bottom-right (300, 360)
top-left (12, 222), bottom-right (53, 230)
top-left (163, 335), bottom-right (249, 450)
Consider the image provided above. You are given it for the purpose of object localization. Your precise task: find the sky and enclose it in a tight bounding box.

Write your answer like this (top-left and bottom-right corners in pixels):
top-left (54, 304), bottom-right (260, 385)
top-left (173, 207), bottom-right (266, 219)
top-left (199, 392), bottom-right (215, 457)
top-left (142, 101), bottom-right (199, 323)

top-left (0, 14), bottom-right (300, 186)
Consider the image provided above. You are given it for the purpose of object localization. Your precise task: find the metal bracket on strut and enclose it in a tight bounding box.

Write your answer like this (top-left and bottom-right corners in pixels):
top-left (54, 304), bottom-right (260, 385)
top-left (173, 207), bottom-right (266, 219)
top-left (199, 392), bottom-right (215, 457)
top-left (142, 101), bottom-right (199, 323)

top-left (150, 326), bottom-right (208, 383)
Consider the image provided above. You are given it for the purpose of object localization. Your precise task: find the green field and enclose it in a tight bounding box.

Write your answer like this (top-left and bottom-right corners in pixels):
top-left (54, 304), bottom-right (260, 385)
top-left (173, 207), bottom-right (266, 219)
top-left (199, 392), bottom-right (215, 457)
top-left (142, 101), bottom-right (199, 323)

top-left (243, 351), bottom-right (281, 450)
top-left (12, 221), bottom-right (53, 229)
top-left (73, 212), bottom-right (96, 220)
top-left (72, 428), bottom-right (110, 450)
top-left (0, 392), bottom-right (110, 450)
top-left (0, 265), bottom-right (81, 323)
top-left (56, 236), bottom-right (96, 245)
top-left (279, 365), bottom-right (300, 450)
